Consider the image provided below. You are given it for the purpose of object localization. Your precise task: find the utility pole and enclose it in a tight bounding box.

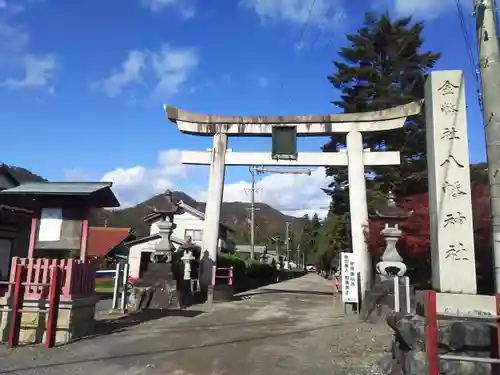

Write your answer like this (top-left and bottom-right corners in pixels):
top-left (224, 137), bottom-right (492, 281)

top-left (269, 235), bottom-right (281, 268)
top-left (248, 167), bottom-right (258, 260)
top-left (285, 221), bottom-right (292, 267)
top-left (277, 240), bottom-right (281, 269)
top-left (247, 166), bottom-right (311, 262)
top-left (474, 0), bottom-right (500, 291)
top-left (296, 243), bottom-right (301, 268)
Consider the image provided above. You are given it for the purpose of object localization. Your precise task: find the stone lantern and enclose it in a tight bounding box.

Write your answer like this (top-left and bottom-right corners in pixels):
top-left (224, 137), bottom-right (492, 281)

top-left (131, 190), bottom-right (182, 310)
top-left (374, 191), bottom-right (413, 278)
top-left (180, 236), bottom-right (196, 281)
top-left (150, 190), bottom-right (181, 263)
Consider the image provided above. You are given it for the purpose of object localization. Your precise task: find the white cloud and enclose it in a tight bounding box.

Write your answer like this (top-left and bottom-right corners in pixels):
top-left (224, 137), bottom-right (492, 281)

top-left (379, 0), bottom-right (471, 18)
top-left (0, 19), bottom-right (28, 54)
top-left (90, 50), bottom-right (146, 98)
top-left (101, 149), bottom-right (188, 207)
top-left (92, 44), bottom-right (198, 99)
top-left (1, 54), bottom-right (56, 89)
top-left (140, 0), bottom-right (195, 19)
top-left (151, 44), bottom-right (198, 96)
top-left (197, 168), bottom-right (332, 218)
top-left (257, 75), bottom-right (269, 88)
top-left (97, 149), bottom-right (330, 217)
top-left (0, 1), bottom-right (56, 90)
top-left (240, 0), bottom-right (346, 27)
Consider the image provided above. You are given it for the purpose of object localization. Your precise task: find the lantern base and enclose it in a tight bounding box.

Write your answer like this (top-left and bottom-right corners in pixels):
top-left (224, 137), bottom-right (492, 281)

top-left (129, 263), bottom-right (180, 311)
top-left (376, 261), bottom-right (407, 279)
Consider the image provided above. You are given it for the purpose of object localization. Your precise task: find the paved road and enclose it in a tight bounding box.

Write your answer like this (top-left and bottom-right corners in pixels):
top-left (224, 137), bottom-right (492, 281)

top-left (0, 274), bottom-right (390, 375)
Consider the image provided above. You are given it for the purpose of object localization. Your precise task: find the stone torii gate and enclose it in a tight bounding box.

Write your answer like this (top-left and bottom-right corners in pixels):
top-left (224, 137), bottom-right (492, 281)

top-left (164, 102), bottom-right (422, 299)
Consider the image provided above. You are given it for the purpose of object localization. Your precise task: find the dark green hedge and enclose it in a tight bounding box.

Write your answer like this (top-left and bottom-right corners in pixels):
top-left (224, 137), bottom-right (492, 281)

top-left (172, 251), bottom-right (305, 284)
top-left (246, 260), bottom-right (276, 279)
top-left (218, 255), bottom-right (278, 281)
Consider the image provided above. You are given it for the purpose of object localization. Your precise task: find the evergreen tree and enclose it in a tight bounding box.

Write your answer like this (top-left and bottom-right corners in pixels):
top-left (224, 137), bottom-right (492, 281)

top-left (298, 214), bottom-right (322, 263)
top-left (316, 213), bottom-right (344, 268)
top-left (323, 13), bottom-right (440, 208)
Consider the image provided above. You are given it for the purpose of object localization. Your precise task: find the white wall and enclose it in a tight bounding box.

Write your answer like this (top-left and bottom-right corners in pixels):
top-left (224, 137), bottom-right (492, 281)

top-left (128, 238), bottom-right (159, 279)
top-left (149, 211), bottom-right (204, 245)
top-left (129, 212), bottom-right (229, 280)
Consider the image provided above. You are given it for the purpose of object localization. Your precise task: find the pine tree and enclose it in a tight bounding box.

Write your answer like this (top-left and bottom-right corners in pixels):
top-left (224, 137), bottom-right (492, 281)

top-left (323, 13), bottom-right (440, 206)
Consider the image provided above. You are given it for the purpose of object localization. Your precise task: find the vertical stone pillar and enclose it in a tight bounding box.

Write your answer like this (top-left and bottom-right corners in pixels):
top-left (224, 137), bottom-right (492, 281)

top-left (346, 130), bottom-right (371, 300)
top-left (200, 132), bottom-right (228, 294)
top-left (425, 70), bottom-right (477, 294)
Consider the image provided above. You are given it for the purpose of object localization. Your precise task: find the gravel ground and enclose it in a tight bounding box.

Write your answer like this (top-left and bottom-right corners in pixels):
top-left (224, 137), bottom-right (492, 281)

top-left (0, 274), bottom-right (391, 375)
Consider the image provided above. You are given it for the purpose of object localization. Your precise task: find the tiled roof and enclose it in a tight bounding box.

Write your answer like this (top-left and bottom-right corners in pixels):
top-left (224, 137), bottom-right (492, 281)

top-left (0, 182), bottom-right (120, 208)
top-left (0, 181), bottom-right (112, 194)
top-left (123, 233), bottom-right (187, 247)
top-left (87, 227), bottom-right (134, 258)
top-left (143, 200), bottom-right (233, 232)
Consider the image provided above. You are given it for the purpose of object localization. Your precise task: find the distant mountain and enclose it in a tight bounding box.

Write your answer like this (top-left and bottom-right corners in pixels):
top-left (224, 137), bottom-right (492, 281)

top-left (2, 165), bottom-right (305, 243)
top-left (91, 191), bottom-right (305, 242)
top-left (4, 165), bottom-right (47, 183)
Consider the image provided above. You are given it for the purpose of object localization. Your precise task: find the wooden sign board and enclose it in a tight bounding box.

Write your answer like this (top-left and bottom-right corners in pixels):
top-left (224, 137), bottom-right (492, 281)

top-left (272, 126), bottom-right (297, 160)
top-left (35, 207), bottom-right (83, 250)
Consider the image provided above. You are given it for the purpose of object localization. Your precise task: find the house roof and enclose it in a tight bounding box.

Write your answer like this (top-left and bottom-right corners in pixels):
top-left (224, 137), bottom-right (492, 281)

top-left (124, 233), bottom-right (187, 247)
top-left (0, 182), bottom-right (120, 208)
top-left (87, 227), bottom-right (135, 258)
top-left (143, 200), bottom-right (234, 232)
top-left (234, 245), bottom-right (267, 254)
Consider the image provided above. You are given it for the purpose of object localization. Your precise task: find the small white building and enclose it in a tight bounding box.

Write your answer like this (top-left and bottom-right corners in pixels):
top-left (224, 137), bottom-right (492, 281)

top-left (126, 200), bottom-right (233, 280)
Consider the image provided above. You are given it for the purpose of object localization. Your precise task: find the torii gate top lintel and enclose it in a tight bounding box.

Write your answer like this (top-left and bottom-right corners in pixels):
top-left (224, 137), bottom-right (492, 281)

top-left (164, 100), bottom-right (422, 136)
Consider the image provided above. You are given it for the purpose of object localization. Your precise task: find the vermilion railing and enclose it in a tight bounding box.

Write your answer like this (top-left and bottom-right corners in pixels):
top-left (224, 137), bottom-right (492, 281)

top-left (212, 266), bottom-right (234, 286)
top-left (6, 257), bottom-right (95, 301)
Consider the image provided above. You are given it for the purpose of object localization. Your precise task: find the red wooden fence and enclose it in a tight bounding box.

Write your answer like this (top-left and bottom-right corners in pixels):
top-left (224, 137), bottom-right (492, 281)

top-left (6, 257), bottom-right (95, 301)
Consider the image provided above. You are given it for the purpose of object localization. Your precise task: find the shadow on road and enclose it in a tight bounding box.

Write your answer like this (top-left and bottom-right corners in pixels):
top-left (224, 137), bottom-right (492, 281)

top-left (2, 321), bottom-right (358, 373)
top-left (237, 289), bottom-right (334, 298)
top-left (86, 316), bottom-right (306, 340)
top-left (88, 309), bottom-right (204, 338)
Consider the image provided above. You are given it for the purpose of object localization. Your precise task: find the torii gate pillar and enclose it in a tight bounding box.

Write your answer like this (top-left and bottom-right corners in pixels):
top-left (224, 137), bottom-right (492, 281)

top-left (346, 130), bottom-right (370, 295)
top-left (200, 133), bottom-right (228, 293)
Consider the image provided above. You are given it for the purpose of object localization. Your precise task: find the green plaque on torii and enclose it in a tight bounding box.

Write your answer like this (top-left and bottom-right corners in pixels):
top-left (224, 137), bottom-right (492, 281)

top-left (271, 126), bottom-right (297, 160)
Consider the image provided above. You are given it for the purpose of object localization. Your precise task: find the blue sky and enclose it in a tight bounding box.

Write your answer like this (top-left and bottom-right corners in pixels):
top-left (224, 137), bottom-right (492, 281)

top-left (0, 0), bottom-right (485, 214)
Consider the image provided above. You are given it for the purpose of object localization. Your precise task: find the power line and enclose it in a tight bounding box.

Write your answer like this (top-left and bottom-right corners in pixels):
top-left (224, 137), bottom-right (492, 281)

top-left (454, 0), bottom-right (482, 108)
top-left (296, 0), bottom-right (319, 49)
top-left (274, 206), bottom-right (330, 212)
top-left (278, 0), bottom-right (319, 97)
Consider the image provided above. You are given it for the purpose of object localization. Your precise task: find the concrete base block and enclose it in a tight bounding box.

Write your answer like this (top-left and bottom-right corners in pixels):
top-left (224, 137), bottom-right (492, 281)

top-left (414, 291), bottom-right (496, 317)
top-left (0, 295), bottom-right (98, 345)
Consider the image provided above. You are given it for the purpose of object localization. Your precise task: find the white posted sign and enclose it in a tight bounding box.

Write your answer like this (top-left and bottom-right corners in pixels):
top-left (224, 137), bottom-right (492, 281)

top-left (38, 208), bottom-right (63, 242)
top-left (341, 252), bottom-right (359, 304)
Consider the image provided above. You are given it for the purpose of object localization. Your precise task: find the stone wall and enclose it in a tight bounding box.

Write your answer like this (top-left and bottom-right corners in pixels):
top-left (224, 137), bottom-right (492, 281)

top-left (377, 312), bottom-right (497, 375)
top-left (0, 296), bottom-right (98, 345)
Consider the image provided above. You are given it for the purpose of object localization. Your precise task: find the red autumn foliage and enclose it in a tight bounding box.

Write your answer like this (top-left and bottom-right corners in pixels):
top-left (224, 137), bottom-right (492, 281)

top-left (366, 182), bottom-right (492, 262)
